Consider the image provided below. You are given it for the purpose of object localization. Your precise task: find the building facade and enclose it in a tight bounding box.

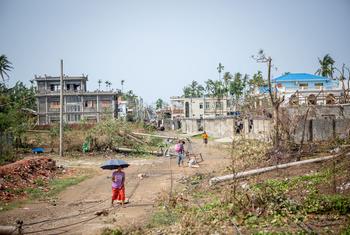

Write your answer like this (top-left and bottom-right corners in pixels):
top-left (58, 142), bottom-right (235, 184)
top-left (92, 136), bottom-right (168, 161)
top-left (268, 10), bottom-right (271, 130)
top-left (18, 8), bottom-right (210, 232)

top-left (255, 73), bottom-right (342, 106)
top-left (35, 75), bottom-right (119, 125)
top-left (170, 96), bottom-right (236, 120)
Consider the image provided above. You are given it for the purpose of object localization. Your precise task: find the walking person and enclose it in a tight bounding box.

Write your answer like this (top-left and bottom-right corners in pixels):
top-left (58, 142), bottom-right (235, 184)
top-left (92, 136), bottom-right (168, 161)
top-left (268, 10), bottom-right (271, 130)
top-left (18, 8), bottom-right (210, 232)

top-left (202, 131), bottom-right (208, 146)
top-left (111, 166), bottom-right (126, 207)
top-left (175, 140), bottom-right (185, 167)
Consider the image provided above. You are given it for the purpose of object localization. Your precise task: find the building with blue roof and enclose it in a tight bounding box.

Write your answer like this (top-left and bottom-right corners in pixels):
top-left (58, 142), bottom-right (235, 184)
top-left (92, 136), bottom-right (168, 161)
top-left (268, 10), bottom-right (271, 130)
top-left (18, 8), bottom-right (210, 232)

top-left (257, 73), bottom-right (342, 105)
top-left (273, 73), bottom-right (338, 91)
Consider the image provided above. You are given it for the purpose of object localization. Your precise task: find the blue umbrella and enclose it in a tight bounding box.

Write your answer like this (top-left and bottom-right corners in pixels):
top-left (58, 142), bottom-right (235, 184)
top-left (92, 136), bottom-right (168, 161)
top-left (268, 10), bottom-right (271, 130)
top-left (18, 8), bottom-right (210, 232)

top-left (101, 159), bottom-right (130, 170)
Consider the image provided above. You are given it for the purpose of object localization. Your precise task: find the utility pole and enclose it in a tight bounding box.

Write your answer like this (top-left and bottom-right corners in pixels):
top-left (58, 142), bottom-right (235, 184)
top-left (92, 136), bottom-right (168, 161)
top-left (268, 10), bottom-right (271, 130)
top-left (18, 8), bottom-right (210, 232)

top-left (59, 60), bottom-right (64, 157)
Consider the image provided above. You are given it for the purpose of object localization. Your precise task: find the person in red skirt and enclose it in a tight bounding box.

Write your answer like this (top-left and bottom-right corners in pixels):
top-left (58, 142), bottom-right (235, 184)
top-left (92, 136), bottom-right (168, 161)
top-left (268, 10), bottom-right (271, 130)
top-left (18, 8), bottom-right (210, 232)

top-left (111, 166), bottom-right (125, 207)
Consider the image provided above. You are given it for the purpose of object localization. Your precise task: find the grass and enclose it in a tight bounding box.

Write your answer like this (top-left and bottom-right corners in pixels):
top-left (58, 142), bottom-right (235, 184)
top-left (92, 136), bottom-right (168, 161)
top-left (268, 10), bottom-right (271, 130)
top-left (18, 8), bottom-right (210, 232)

top-left (0, 170), bottom-right (92, 212)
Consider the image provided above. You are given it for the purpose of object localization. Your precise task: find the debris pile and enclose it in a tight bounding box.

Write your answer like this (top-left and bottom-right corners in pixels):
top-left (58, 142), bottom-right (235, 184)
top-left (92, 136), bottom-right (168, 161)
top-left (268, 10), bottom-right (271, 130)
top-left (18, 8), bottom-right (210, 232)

top-left (0, 157), bottom-right (57, 201)
top-left (86, 119), bottom-right (170, 154)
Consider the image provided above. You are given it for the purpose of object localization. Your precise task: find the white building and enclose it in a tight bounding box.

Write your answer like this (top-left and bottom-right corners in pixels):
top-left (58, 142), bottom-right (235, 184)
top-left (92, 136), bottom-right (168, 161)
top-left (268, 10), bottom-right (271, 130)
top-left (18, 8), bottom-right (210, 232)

top-left (170, 96), bottom-right (236, 119)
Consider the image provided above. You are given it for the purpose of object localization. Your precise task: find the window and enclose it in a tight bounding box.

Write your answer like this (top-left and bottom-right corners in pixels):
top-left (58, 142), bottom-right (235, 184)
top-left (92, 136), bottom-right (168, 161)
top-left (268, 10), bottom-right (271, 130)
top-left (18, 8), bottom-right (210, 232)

top-left (67, 114), bottom-right (81, 122)
top-left (205, 102), bottom-right (210, 109)
top-left (50, 101), bottom-right (60, 108)
top-left (84, 100), bottom-right (96, 108)
top-left (315, 83), bottom-right (323, 89)
top-left (299, 83), bottom-right (308, 90)
top-left (50, 84), bottom-right (60, 91)
top-left (199, 103), bottom-right (203, 109)
top-left (215, 101), bottom-right (222, 109)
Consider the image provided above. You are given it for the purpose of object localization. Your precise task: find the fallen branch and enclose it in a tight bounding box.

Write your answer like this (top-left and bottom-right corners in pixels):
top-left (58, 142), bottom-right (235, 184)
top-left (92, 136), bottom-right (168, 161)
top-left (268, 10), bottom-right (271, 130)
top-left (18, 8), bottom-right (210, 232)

top-left (126, 134), bottom-right (147, 145)
top-left (115, 147), bottom-right (162, 156)
top-left (209, 154), bottom-right (341, 185)
top-left (132, 132), bottom-right (178, 140)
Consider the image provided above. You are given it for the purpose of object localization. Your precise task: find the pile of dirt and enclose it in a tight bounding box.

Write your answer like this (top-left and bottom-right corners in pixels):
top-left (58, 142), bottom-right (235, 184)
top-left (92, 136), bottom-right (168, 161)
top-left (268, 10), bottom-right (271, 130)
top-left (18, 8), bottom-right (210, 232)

top-left (0, 157), bottom-right (57, 201)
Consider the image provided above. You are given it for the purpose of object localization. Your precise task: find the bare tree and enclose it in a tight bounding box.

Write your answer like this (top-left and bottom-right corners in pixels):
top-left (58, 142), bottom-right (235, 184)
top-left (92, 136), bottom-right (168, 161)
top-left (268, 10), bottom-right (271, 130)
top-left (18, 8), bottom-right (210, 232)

top-left (335, 64), bottom-right (350, 103)
top-left (252, 50), bottom-right (284, 148)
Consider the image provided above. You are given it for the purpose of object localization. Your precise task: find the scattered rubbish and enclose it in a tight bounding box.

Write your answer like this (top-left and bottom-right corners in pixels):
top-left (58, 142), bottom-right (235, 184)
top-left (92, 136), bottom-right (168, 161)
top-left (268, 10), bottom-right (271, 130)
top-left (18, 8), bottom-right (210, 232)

top-left (94, 209), bottom-right (109, 216)
top-left (337, 182), bottom-right (350, 192)
top-left (137, 173), bottom-right (147, 180)
top-left (329, 147), bottom-right (340, 154)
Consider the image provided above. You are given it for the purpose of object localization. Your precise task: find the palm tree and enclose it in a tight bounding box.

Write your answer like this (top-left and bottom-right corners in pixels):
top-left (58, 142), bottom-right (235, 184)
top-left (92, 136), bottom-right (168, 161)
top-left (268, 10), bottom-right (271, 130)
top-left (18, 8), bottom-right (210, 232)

top-left (223, 72), bottom-right (232, 96)
top-left (316, 54), bottom-right (335, 79)
top-left (217, 63), bottom-right (224, 80)
top-left (105, 81), bottom-right (112, 90)
top-left (0, 54), bottom-right (13, 82)
top-left (98, 79), bottom-right (102, 91)
top-left (121, 80), bottom-right (125, 92)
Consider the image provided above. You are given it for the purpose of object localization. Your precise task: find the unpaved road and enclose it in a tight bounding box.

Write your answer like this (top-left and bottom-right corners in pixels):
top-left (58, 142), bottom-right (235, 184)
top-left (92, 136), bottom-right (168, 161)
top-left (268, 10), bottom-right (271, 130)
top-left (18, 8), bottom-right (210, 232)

top-left (0, 139), bottom-right (230, 235)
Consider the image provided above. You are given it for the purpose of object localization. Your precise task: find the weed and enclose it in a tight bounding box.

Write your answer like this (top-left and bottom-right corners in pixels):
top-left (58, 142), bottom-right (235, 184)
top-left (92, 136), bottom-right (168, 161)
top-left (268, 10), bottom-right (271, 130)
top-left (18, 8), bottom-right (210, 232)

top-left (101, 228), bottom-right (123, 235)
top-left (148, 208), bottom-right (178, 227)
top-left (46, 174), bottom-right (90, 197)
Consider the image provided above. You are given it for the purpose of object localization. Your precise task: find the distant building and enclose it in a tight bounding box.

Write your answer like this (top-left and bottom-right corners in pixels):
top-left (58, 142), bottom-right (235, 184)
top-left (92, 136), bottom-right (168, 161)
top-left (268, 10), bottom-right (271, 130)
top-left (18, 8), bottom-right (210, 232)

top-left (35, 75), bottom-right (119, 125)
top-left (257, 73), bottom-right (342, 105)
top-left (170, 96), bottom-right (236, 120)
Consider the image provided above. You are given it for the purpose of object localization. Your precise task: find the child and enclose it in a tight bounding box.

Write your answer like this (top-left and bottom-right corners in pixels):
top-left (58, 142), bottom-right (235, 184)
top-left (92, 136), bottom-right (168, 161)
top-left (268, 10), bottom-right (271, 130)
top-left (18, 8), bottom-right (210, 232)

top-left (202, 131), bottom-right (208, 145)
top-left (111, 166), bottom-right (125, 207)
top-left (175, 140), bottom-right (185, 167)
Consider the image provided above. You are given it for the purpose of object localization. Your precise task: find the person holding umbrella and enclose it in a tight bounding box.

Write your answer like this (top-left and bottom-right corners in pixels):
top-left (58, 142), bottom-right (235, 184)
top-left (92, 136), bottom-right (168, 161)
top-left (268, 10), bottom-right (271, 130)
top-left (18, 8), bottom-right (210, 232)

top-left (101, 159), bottom-right (129, 207)
top-left (111, 166), bottom-right (125, 207)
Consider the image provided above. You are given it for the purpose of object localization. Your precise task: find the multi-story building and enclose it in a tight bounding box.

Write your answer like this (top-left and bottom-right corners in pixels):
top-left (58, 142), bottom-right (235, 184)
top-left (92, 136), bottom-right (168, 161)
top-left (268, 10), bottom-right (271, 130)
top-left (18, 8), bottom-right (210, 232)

top-left (35, 74), bottom-right (119, 125)
top-left (170, 96), bottom-right (236, 119)
top-left (270, 73), bottom-right (341, 105)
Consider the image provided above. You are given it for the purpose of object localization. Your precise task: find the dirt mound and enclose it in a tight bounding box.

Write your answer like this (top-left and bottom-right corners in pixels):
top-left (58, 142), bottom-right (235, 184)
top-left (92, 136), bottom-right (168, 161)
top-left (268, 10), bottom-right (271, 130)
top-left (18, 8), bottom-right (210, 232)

top-left (0, 157), bottom-right (57, 201)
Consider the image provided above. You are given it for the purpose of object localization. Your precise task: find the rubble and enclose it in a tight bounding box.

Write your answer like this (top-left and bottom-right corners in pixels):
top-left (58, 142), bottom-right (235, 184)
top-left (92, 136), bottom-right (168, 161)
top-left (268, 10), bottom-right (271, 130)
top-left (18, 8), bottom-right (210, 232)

top-left (0, 157), bottom-right (58, 202)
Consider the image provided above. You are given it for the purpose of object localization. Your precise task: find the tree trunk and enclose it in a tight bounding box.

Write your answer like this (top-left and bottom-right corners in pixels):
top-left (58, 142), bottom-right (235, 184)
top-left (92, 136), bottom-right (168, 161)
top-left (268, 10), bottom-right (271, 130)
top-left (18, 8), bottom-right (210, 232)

top-left (209, 154), bottom-right (339, 185)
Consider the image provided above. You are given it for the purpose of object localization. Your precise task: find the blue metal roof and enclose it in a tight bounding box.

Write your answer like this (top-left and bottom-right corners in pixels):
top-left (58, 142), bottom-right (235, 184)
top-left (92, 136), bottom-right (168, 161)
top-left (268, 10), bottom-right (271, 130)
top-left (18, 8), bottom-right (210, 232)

top-left (273, 73), bottom-right (330, 82)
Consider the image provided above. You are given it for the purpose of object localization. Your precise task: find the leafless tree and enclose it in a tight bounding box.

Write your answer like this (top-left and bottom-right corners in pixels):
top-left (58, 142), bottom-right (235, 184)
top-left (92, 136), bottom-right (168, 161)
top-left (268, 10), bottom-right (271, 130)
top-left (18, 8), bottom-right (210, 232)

top-left (335, 64), bottom-right (350, 103)
top-left (252, 50), bottom-right (284, 148)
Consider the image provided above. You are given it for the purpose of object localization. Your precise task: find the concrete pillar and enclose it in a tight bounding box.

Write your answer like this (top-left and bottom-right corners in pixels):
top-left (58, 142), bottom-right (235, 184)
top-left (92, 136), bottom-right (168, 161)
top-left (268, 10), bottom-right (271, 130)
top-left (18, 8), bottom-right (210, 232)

top-left (45, 97), bottom-right (48, 124)
top-left (81, 95), bottom-right (84, 120)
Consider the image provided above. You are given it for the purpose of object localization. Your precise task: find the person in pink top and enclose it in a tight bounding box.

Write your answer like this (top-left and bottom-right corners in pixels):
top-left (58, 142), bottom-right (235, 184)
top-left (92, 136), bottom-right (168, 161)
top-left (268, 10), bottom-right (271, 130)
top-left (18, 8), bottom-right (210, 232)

top-left (111, 166), bottom-right (125, 207)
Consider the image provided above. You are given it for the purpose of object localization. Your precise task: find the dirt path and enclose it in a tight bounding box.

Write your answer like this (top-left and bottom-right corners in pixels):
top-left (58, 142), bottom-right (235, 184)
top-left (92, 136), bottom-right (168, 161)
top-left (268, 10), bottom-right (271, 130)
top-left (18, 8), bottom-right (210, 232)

top-left (0, 139), bottom-right (230, 235)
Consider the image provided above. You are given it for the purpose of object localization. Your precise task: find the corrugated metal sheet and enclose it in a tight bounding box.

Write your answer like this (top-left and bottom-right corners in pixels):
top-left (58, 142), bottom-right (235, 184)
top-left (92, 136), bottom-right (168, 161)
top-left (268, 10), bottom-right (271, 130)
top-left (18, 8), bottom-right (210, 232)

top-left (273, 73), bottom-right (330, 82)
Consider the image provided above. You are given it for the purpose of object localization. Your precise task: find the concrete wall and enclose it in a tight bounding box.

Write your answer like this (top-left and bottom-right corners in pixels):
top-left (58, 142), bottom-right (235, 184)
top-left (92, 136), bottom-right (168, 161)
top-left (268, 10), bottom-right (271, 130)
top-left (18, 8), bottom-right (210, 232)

top-left (181, 117), bottom-right (271, 139)
top-left (285, 104), bottom-right (350, 119)
top-left (181, 105), bottom-right (350, 143)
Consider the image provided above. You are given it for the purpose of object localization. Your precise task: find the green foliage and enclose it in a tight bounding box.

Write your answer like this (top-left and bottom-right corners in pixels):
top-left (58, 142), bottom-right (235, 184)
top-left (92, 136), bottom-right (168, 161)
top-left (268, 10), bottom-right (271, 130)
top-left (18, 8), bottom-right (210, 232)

top-left (148, 208), bottom-right (178, 227)
top-left (304, 195), bottom-right (350, 215)
top-left (205, 79), bottom-right (225, 98)
top-left (229, 72), bottom-right (248, 101)
top-left (183, 80), bottom-right (205, 98)
top-left (155, 98), bottom-right (164, 109)
top-left (316, 54), bottom-right (335, 78)
top-left (101, 228), bottom-right (124, 235)
top-left (248, 71), bottom-right (265, 90)
top-left (0, 54), bottom-right (13, 81)
top-left (0, 82), bottom-right (36, 162)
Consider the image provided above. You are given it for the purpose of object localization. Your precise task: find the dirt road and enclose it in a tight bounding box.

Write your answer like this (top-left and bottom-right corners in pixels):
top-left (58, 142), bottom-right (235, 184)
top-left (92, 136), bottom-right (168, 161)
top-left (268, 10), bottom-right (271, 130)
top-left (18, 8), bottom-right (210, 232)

top-left (0, 139), bottom-right (229, 235)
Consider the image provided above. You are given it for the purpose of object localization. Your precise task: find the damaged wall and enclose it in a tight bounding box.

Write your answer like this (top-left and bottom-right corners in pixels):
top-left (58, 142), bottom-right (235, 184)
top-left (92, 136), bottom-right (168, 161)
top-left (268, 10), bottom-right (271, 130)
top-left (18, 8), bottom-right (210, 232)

top-left (181, 104), bottom-right (350, 142)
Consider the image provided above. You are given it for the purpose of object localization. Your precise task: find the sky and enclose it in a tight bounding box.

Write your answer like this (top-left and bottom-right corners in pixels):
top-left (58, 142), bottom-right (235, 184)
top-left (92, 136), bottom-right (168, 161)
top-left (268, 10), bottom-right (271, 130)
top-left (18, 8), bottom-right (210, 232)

top-left (1, 0), bottom-right (350, 104)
